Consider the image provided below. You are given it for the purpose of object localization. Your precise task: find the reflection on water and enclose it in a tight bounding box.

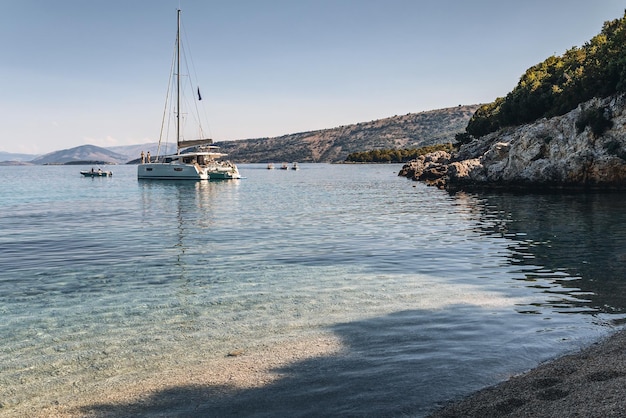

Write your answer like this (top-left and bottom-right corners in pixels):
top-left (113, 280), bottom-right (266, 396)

top-left (456, 191), bottom-right (626, 318)
top-left (138, 178), bottom-right (240, 218)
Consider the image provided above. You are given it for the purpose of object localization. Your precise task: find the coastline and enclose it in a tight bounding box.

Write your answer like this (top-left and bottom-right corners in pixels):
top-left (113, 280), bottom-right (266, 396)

top-left (429, 327), bottom-right (626, 417)
top-left (5, 329), bottom-right (626, 417)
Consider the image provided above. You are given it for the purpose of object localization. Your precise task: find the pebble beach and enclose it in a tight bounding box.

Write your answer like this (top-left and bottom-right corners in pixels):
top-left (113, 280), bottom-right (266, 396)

top-left (430, 328), bottom-right (626, 417)
top-left (8, 329), bottom-right (625, 417)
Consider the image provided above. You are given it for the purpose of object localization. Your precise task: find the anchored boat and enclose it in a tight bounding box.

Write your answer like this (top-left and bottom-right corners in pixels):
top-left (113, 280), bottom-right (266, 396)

top-left (138, 9), bottom-right (240, 181)
top-left (81, 168), bottom-right (112, 177)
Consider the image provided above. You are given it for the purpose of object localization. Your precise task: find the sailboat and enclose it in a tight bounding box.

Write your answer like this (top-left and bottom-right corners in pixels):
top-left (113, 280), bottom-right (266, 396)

top-left (138, 9), bottom-right (240, 181)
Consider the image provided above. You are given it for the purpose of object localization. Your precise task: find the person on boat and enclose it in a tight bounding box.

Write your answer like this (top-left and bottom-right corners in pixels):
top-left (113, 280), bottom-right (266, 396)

top-left (146, 151), bottom-right (151, 163)
top-left (141, 151), bottom-right (145, 164)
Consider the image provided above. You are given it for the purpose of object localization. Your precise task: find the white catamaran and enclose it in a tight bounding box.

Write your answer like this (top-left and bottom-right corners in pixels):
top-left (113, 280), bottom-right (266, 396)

top-left (138, 9), bottom-right (240, 181)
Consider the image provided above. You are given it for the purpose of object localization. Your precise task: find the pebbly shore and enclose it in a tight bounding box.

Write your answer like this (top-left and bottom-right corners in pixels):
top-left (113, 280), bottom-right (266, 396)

top-left (7, 329), bottom-right (626, 417)
top-left (429, 327), bottom-right (626, 417)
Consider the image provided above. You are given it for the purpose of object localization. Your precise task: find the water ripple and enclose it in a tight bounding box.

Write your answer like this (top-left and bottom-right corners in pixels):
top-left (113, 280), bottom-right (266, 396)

top-left (1, 165), bottom-right (625, 416)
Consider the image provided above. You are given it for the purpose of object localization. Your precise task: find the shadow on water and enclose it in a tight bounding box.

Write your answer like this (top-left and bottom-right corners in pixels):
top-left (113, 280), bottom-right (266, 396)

top-left (78, 304), bottom-right (554, 417)
top-left (462, 191), bottom-right (626, 315)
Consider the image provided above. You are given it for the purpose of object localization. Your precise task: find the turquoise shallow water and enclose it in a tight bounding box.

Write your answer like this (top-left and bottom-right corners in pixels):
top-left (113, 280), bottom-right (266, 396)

top-left (2, 163), bottom-right (626, 416)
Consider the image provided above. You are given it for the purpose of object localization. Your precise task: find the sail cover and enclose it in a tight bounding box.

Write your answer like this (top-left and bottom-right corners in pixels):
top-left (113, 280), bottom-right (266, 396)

top-left (179, 138), bottom-right (213, 148)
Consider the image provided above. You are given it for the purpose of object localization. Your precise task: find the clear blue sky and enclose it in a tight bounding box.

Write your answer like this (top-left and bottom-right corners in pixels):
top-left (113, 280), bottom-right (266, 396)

top-left (1, 0), bottom-right (624, 154)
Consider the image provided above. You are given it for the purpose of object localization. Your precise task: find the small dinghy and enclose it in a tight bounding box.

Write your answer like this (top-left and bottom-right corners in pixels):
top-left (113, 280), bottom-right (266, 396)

top-left (81, 168), bottom-right (112, 177)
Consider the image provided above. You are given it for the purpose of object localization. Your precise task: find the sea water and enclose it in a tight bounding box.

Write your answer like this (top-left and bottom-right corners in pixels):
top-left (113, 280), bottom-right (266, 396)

top-left (1, 164), bottom-right (626, 416)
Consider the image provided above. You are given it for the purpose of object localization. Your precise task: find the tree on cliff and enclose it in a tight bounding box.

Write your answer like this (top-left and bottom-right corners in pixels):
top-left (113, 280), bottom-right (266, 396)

top-left (466, 10), bottom-right (626, 138)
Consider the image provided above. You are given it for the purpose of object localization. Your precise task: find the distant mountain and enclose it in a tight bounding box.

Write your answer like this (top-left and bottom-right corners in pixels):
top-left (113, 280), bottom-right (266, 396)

top-left (216, 105), bottom-right (480, 163)
top-left (30, 145), bottom-right (129, 165)
top-left (4, 105), bottom-right (479, 165)
top-left (106, 143), bottom-right (177, 163)
top-left (25, 143), bottom-right (179, 165)
top-left (0, 151), bottom-right (37, 163)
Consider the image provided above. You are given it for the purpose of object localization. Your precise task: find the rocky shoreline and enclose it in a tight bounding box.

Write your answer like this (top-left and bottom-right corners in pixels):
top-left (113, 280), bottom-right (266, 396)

top-left (402, 94), bottom-right (626, 416)
top-left (400, 94), bottom-right (626, 191)
top-left (429, 327), bottom-right (626, 417)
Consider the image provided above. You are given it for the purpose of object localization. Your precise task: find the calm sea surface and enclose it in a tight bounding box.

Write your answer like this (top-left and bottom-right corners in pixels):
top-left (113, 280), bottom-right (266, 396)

top-left (2, 163), bottom-right (626, 416)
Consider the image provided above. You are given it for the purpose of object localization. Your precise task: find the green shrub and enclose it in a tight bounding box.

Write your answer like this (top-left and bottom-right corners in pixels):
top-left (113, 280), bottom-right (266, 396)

top-left (454, 132), bottom-right (473, 146)
top-left (465, 11), bottom-right (626, 138)
top-left (575, 106), bottom-right (614, 137)
top-left (345, 143), bottom-right (453, 163)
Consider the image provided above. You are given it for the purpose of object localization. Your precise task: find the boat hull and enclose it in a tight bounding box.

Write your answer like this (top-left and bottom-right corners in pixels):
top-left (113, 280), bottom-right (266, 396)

top-left (207, 166), bottom-right (241, 180)
top-left (137, 163), bottom-right (209, 180)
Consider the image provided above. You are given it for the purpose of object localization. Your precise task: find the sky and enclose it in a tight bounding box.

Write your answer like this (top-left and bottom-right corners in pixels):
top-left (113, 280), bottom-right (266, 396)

top-left (1, 0), bottom-right (625, 154)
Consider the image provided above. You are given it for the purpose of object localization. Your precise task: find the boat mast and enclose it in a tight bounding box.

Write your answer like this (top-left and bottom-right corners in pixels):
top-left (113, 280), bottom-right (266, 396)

top-left (176, 9), bottom-right (181, 153)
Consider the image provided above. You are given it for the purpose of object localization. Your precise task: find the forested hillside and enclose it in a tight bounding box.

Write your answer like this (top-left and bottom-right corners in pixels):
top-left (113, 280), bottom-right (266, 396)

top-left (466, 11), bottom-right (626, 139)
top-left (216, 105), bottom-right (479, 163)
top-left (2, 106), bottom-right (478, 165)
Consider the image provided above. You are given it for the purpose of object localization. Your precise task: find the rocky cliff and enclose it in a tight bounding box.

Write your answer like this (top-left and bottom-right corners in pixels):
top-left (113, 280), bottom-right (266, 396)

top-left (400, 94), bottom-right (626, 191)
